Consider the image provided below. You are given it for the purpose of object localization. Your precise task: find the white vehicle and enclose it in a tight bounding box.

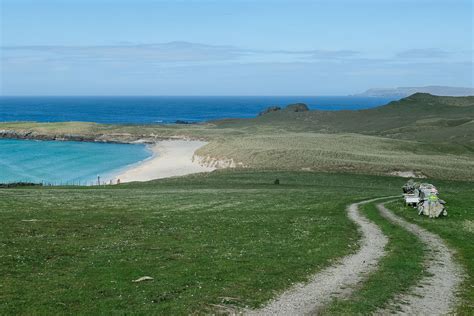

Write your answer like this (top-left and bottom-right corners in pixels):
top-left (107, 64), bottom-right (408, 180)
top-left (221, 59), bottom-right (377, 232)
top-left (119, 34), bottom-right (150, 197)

top-left (404, 194), bottom-right (420, 206)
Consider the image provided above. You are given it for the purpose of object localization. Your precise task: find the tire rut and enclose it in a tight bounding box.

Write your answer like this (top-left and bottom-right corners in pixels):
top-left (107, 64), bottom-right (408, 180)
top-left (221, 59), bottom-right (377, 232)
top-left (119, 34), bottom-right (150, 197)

top-left (376, 203), bottom-right (464, 315)
top-left (248, 197), bottom-right (395, 315)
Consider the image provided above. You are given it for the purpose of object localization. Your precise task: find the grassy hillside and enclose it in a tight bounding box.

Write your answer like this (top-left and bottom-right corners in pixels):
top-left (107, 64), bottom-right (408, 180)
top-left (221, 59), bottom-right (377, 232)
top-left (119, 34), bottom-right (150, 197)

top-left (1, 171), bottom-right (472, 314)
top-left (196, 132), bottom-right (474, 180)
top-left (214, 93), bottom-right (474, 145)
top-left (1, 171), bottom-right (399, 314)
top-left (1, 94), bottom-right (473, 180)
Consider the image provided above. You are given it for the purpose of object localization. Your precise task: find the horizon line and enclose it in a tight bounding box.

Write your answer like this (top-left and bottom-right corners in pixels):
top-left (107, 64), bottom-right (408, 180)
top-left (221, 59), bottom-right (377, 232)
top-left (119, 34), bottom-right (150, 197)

top-left (0, 94), bottom-right (374, 98)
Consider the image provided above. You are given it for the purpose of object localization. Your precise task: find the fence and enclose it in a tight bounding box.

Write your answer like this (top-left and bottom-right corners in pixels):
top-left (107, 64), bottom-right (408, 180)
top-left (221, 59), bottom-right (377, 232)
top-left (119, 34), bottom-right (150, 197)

top-left (0, 178), bottom-right (120, 187)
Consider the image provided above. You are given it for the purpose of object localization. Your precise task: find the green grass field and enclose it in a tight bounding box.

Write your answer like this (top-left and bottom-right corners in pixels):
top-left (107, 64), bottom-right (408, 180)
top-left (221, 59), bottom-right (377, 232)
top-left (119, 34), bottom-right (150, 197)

top-left (1, 171), bottom-right (473, 314)
top-left (0, 171), bottom-right (397, 314)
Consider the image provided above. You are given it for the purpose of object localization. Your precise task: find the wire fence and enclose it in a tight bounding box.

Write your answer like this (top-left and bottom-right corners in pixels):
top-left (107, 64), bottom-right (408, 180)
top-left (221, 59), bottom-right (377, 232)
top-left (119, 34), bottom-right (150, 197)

top-left (0, 178), bottom-right (121, 187)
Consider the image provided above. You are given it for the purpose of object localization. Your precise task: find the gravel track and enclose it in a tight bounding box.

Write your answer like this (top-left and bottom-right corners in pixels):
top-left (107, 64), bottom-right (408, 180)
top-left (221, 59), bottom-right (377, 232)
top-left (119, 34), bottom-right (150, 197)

top-left (248, 197), bottom-right (394, 315)
top-left (376, 203), bottom-right (464, 315)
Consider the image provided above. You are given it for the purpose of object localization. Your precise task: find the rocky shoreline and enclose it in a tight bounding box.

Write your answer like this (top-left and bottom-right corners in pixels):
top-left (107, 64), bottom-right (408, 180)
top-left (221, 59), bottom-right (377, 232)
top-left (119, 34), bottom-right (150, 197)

top-left (0, 129), bottom-right (101, 142)
top-left (0, 129), bottom-right (193, 144)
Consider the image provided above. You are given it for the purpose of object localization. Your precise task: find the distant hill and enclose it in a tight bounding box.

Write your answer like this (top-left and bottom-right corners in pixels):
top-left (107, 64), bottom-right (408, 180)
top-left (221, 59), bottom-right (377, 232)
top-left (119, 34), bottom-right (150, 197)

top-left (354, 86), bottom-right (474, 97)
top-left (216, 93), bottom-right (474, 146)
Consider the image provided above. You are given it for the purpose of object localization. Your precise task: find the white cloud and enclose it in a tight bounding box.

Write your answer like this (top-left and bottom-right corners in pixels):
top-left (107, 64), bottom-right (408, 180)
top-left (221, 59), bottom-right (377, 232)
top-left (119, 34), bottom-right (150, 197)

top-left (396, 48), bottom-right (451, 59)
top-left (1, 42), bottom-right (363, 65)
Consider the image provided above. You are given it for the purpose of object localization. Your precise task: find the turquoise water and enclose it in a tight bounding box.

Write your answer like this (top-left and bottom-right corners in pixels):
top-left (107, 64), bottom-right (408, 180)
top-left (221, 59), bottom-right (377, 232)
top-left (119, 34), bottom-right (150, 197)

top-left (0, 139), bottom-right (152, 185)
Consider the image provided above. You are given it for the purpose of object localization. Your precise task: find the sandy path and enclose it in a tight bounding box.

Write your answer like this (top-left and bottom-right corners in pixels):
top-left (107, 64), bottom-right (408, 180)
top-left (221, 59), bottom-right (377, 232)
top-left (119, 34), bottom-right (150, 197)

top-left (114, 140), bottom-right (215, 182)
top-left (249, 197), bottom-right (394, 315)
top-left (376, 203), bottom-right (464, 315)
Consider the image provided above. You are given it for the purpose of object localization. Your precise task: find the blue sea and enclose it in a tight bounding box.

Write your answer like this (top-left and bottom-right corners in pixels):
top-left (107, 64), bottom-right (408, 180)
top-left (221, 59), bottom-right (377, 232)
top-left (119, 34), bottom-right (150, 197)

top-left (0, 96), bottom-right (397, 184)
top-left (0, 96), bottom-right (397, 124)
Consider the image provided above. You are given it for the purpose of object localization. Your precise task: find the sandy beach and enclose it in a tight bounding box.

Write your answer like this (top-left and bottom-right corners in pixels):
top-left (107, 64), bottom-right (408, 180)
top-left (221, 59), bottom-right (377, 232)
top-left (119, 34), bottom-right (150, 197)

top-left (114, 140), bottom-right (215, 183)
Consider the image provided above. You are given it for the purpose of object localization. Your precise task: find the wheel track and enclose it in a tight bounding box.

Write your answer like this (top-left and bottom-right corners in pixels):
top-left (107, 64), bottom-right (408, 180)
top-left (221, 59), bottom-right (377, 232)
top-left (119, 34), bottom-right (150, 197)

top-left (248, 197), bottom-right (396, 315)
top-left (375, 202), bottom-right (464, 315)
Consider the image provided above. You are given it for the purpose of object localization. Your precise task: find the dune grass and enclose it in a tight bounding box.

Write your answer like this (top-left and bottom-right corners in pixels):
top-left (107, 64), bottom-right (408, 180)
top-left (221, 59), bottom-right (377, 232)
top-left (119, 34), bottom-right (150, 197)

top-left (322, 201), bottom-right (426, 314)
top-left (388, 180), bottom-right (474, 315)
top-left (197, 133), bottom-right (474, 180)
top-left (0, 171), bottom-right (403, 314)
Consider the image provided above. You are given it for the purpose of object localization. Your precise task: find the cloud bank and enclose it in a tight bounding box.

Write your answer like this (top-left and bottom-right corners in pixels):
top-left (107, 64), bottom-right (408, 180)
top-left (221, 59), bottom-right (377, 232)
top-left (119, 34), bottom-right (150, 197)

top-left (1, 42), bottom-right (472, 95)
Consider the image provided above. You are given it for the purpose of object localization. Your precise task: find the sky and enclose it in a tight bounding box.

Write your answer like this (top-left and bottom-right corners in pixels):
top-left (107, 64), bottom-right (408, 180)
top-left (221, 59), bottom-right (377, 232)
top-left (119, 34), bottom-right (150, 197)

top-left (0, 0), bottom-right (472, 96)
